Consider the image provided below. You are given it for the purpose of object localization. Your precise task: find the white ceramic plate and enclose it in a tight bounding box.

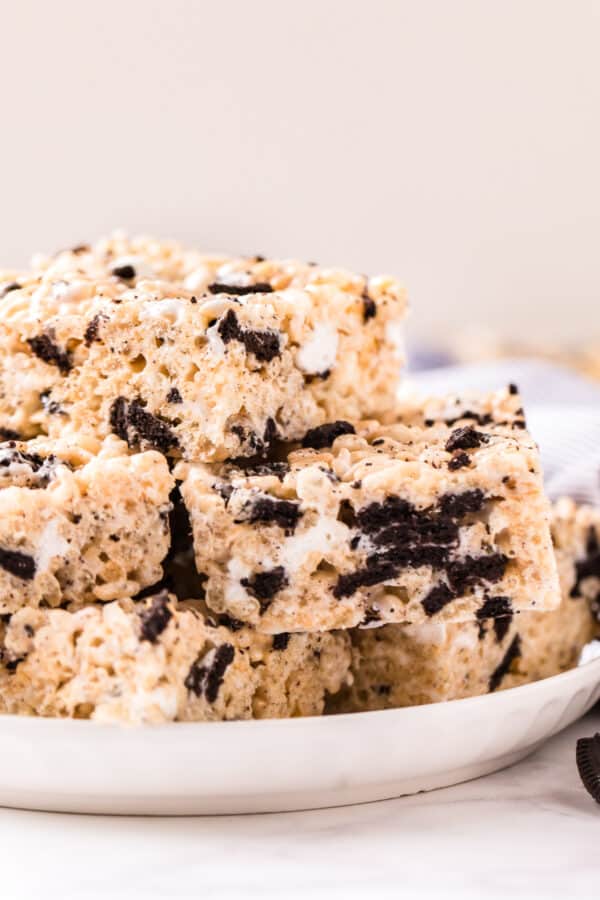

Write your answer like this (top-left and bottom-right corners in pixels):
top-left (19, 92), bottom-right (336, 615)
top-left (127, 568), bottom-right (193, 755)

top-left (1, 658), bottom-right (599, 816)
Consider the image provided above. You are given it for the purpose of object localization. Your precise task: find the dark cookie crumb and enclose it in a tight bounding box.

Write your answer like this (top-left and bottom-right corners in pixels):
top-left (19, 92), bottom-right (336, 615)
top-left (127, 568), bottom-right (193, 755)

top-left (305, 369), bottom-right (331, 383)
top-left (243, 496), bottom-right (302, 533)
top-left (437, 411), bottom-right (494, 428)
top-left (109, 397), bottom-right (129, 443)
top-left (477, 595), bottom-right (513, 620)
top-left (208, 281), bottom-right (273, 296)
top-left (0, 547), bottom-right (36, 581)
top-left (272, 632), bottom-right (290, 651)
top-left (166, 387), bottom-right (182, 404)
top-left (362, 293), bottom-right (377, 321)
top-left (4, 655), bottom-right (24, 672)
top-left (489, 634), bottom-right (521, 692)
top-left (109, 396), bottom-right (179, 454)
top-left (439, 489), bottom-right (485, 519)
top-left (139, 592), bottom-right (172, 643)
top-left (493, 613), bottom-right (514, 643)
top-left (448, 554), bottom-right (508, 594)
top-left (218, 614), bottom-right (246, 632)
top-left (241, 566), bottom-right (288, 608)
top-left (508, 383), bottom-right (519, 395)
top-left (217, 309), bottom-right (281, 363)
top-left (0, 427), bottom-right (21, 441)
top-left (112, 264), bottom-right (136, 280)
top-left (128, 399), bottom-right (179, 454)
top-left (448, 452), bottom-right (471, 471)
top-left (84, 314), bottom-right (105, 346)
top-left (263, 417), bottom-right (278, 446)
top-left (422, 583), bottom-right (455, 616)
top-left (302, 421), bottom-right (355, 450)
top-left (445, 427), bottom-right (489, 452)
top-left (185, 643), bottom-right (235, 703)
top-left (27, 334), bottom-right (71, 374)
top-left (228, 460), bottom-right (290, 480)
top-left (361, 609), bottom-right (382, 626)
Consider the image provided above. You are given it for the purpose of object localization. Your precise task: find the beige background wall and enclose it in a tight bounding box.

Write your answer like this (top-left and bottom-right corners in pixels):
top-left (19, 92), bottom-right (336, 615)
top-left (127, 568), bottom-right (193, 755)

top-left (1, 0), bottom-right (599, 341)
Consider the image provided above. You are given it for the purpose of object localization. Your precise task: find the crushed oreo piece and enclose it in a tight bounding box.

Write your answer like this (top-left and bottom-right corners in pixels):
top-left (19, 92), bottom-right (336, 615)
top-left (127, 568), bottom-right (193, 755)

top-left (445, 427), bottom-right (489, 452)
top-left (477, 595), bottom-right (512, 620)
top-left (333, 558), bottom-right (398, 599)
top-left (241, 566), bottom-right (288, 608)
top-left (185, 643), bottom-right (235, 702)
top-left (272, 632), bottom-right (290, 651)
top-left (109, 396), bottom-right (179, 454)
top-left (493, 613), bottom-right (513, 643)
top-left (109, 396), bottom-right (129, 443)
top-left (27, 334), bottom-right (71, 374)
top-left (489, 634), bottom-right (521, 691)
top-left (208, 281), bottom-right (273, 296)
top-left (228, 460), bottom-right (290, 480)
top-left (139, 592), bottom-right (172, 643)
top-left (440, 411), bottom-right (494, 428)
top-left (243, 496), bottom-right (302, 533)
top-left (508, 383), bottom-right (519, 395)
top-left (218, 614), bottom-right (246, 632)
top-left (4, 655), bottom-right (24, 672)
top-left (0, 547), bottom-right (36, 581)
top-left (448, 452), bottom-right (471, 471)
top-left (0, 427), bottom-right (21, 441)
top-left (166, 387), bottom-right (182, 404)
top-left (84, 314), bottom-right (104, 346)
top-left (439, 489), bottom-right (485, 519)
top-left (128, 399), bottom-right (179, 453)
top-left (422, 583), bottom-right (455, 616)
top-left (0, 448), bottom-right (54, 481)
top-left (263, 417), bottom-right (278, 448)
top-left (112, 263), bottom-right (136, 280)
top-left (301, 421), bottom-right (355, 450)
top-left (217, 309), bottom-right (281, 362)
top-left (576, 733), bottom-right (600, 803)
top-left (362, 293), bottom-right (377, 321)
top-left (448, 554), bottom-right (508, 594)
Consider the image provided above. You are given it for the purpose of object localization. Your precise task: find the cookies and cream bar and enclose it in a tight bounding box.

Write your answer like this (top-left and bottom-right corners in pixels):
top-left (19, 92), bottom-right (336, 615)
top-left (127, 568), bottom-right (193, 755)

top-left (0, 435), bottom-right (173, 613)
top-left (174, 386), bottom-right (560, 633)
top-left (0, 237), bottom-right (406, 461)
top-left (331, 498), bottom-right (599, 711)
top-left (0, 594), bottom-right (352, 723)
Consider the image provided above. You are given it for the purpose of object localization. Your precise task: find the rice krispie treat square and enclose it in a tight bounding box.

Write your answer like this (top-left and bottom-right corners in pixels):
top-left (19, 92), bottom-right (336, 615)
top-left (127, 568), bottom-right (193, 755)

top-left (0, 594), bottom-right (352, 723)
top-left (0, 236), bottom-right (406, 461)
top-left (331, 498), bottom-right (599, 711)
top-left (173, 386), bottom-right (560, 632)
top-left (0, 435), bottom-right (174, 612)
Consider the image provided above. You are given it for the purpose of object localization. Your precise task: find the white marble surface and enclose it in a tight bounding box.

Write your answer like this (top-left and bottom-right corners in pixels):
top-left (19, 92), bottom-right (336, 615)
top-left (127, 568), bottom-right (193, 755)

top-left (1, 710), bottom-right (598, 900)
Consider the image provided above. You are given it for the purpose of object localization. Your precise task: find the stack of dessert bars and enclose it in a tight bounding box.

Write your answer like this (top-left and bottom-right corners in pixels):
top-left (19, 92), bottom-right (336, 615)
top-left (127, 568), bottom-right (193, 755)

top-left (0, 235), bottom-right (597, 723)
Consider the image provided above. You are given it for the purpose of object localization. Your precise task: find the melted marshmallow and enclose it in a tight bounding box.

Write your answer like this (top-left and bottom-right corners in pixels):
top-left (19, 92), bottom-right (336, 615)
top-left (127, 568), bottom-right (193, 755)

top-left (36, 520), bottom-right (70, 572)
top-left (296, 322), bottom-right (338, 374)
